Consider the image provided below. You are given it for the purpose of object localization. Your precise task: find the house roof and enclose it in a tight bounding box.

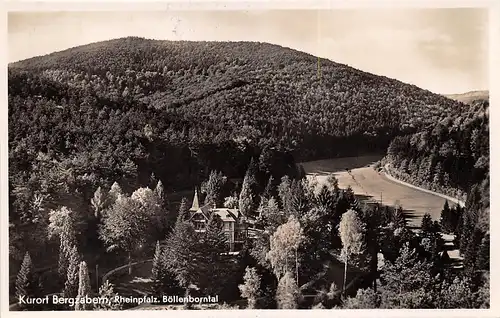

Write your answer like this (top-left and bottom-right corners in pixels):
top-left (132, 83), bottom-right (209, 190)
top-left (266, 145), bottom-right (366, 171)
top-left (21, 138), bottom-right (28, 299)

top-left (212, 208), bottom-right (239, 222)
top-left (187, 189), bottom-right (257, 223)
top-left (189, 205), bottom-right (243, 222)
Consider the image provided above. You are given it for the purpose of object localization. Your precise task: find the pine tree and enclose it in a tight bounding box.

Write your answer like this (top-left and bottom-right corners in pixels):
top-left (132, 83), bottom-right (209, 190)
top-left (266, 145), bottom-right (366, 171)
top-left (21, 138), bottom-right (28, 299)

top-left (108, 181), bottom-right (124, 205)
top-left (48, 206), bottom-right (77, 278)
top-left (262, 175), bottom-right (275, 199)
top-left (75, 261), bottom-right (91, 311)
top-left (155, 179), bottom-right (165, 207)
top-left (16, 252), bottom-right (36, 303)
top-left (420, 213), bottom-right (433, 236)
top-left (238, 267), bottom-right (261, 309)
top-left (91, 186), bottom-right (107, 219)
top-left (239, 174), bottom-right (255, 216)
top-left (475, 233), bottom-right (490, 271)
top-left (454, 207), bottom-right (465, 248)
top-left (276, 271), bottom-right (300, 309)
top-left (94, 281), bottom-right (123, 310)
top-left (392, 206), bottom-right (406, 229)
top-left (343, 288), bottom-right (380, 309)
top-left (463, 229), bottom-right (483, 278)
top-left (440, 201), bottom-right (451, 233)
top-left (151, 241), bottom-right (165, 294)
top-left (315, 185), bottom-right (336, 213)
top-left (202, 170), bottom-right (227, 207)
top-left (239, 159), bottom-right (258, 216)
top-left (197, 214), bottom-right (234, 295)
top-left (163, 221), bottom-right (201, 289)
top-left (175, 197), bottom-right (190, 225)
top-left (459, 216), bottom-right (474, 256)
top-left (379, 243), bottom-right (433, 308)
top-left (64, 245), bottom-right (80, 299)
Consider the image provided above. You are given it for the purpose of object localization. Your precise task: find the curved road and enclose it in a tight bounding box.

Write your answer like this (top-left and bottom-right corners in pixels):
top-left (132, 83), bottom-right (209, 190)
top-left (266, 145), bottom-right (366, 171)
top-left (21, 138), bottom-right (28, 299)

top-left (303, 157), bottom-right (462, 228)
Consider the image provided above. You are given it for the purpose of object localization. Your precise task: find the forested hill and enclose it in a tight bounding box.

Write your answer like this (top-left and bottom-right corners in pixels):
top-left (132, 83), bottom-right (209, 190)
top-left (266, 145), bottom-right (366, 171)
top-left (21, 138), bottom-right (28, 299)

top-left (445, 90), bottom-right (489, 105)
top-left (9, 37), bottom-right (468, 192)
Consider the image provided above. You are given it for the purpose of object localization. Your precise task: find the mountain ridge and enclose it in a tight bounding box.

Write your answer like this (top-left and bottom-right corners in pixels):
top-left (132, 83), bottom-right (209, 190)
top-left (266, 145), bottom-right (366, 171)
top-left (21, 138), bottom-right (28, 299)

top-left (445, 90), bottom-right (489, 104)
top-left (8, 36), bottom-right (451, 98)
top-left (8, 36), bottom-right (472, 189)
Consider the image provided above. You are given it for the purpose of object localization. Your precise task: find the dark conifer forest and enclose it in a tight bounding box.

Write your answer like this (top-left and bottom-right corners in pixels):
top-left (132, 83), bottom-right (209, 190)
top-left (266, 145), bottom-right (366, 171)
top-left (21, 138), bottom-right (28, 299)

top-left (8, 37), bottom-right (489, 310)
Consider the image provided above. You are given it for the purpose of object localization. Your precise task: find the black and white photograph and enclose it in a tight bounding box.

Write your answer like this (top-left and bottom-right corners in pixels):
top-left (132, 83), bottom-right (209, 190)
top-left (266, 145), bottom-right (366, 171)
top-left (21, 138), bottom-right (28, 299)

top-left (5, 3), bottom-right (493, 313)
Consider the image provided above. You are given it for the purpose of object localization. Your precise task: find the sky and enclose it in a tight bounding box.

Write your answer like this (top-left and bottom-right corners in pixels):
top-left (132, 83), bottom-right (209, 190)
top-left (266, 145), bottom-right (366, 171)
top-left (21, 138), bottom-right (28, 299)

top-left (8, 9), bottom-right (489, 95)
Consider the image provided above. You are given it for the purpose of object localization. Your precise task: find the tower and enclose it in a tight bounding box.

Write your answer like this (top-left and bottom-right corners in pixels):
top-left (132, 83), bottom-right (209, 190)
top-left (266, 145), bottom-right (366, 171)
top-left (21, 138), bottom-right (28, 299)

top-left (190, 188), bottom-right (200, 212)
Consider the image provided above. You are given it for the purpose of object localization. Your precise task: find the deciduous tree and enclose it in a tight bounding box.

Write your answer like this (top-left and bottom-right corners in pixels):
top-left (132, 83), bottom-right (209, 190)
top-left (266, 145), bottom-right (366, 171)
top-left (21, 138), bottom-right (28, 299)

top-left (339, 209), bottom-right (366, 294)
top-left (99, 196), bottom-right (151, 275)
top-left (266, 215), bottom-right (303, 283)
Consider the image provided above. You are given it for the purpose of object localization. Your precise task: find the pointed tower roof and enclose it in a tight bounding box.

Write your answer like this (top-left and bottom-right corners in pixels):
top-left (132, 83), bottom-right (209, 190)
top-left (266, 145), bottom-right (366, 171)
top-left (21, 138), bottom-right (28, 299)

top-left (190, 188), bottom-right (200, 212)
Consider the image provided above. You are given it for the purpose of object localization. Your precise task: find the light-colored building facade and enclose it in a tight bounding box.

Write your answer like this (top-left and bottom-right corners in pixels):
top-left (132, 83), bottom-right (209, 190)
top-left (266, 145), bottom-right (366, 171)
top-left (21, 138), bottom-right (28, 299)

top-left (188, 189), bottom-right (255, 252)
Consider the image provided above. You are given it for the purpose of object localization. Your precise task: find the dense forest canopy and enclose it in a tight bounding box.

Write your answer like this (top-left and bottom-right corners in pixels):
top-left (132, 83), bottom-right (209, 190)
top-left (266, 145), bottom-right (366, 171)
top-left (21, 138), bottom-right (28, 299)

top-left (9, 37), bottom-right (470, 189)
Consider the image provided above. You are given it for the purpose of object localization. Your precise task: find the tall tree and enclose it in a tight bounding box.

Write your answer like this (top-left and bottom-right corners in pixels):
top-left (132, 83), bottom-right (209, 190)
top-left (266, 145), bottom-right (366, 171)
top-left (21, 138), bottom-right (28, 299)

top-left (439, 200), bottom-right (451, 233)
top-left (93, 281), bottom-right (123, 310)
top-left (339, 209), bottom-right (366, 295)
top-left (238, 267), bottom-right (261, 309)
top-left (64, 245), bottom-right (81, 299)
top-left (197, 214), bottom-right (234, 295)
top-left (175, 197), bottom-right (190, 225)
top-left (155, 179), bottom-right (166, 207)
top-left (131, 186), bottom-right (165, 239)
top-left (90, 186), bottom-right (107, 219)
top-left (266, 215), bottom-right (304, 284)
top-left (392, 206), bottom-right (406, 229)
top-left (343, 288), bottom-right (380, 309)
top-left (16, 252), bottom-right (36, 304)
top-left (47, 206), bottom-right (77, 278)
top-left (476, 233), bottom-right (490, 271)
top-left (75, 261), bottom-right (91, 311)
top-left (276, 271), bottom-right (300, 309)
top-left (108, 181), bottom-right (124, 204)
top-left (438, 276), bottom-right (477, 308)
top-left (201, 170), bottom-right (227, 207)
top-left (239, 174), bottom-right (255, 216)
top-left (151, 241), bottom-right (164, 294)
top-left (420, 213), bottom-right (433, 235)
top-left (99, 196), bottom-right (152, 275)
top-left (378, 243), bottom-right (434, 309)
top-left (262, 175), bottom-right (275, 199)
top-left (163, 221), bottom-right (202, 289)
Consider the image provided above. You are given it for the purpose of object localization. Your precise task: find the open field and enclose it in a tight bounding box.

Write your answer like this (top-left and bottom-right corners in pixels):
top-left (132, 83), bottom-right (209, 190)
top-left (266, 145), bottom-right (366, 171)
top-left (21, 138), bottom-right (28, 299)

top-left (302, 156), bottom-right (451, 228)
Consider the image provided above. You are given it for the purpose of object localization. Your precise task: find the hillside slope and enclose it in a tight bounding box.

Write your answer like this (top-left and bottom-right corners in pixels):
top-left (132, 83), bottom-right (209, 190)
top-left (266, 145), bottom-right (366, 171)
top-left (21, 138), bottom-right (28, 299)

top-left (445, 90), bottom-right (489, 104)
top-left (9, 37), bottom-right (468, 161)
top-left (9, 37), bottom-right (471, 199)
